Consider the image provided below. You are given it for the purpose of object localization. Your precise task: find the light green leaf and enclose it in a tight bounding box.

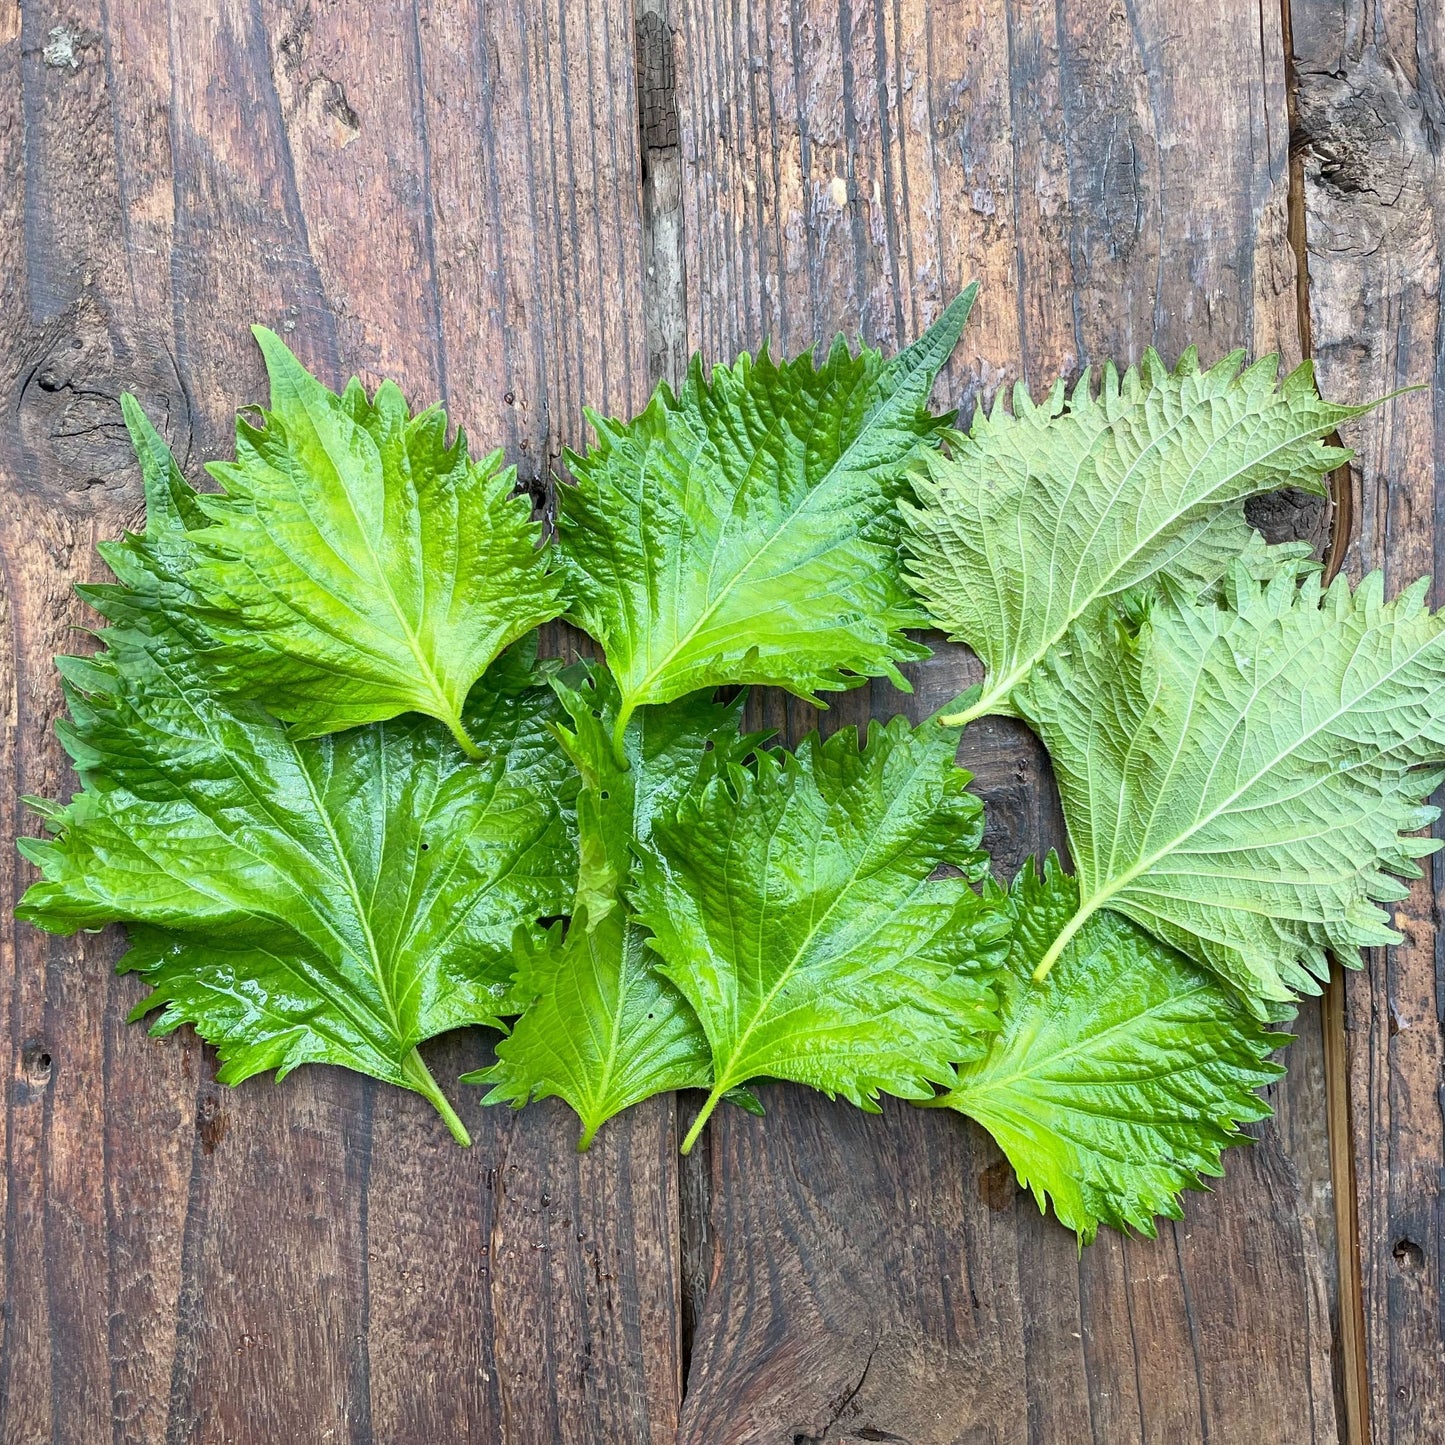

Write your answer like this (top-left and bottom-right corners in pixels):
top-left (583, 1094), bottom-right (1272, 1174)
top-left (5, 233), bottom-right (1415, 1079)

top-left (471, 665), bottom-right (755, 1146)
top-left (902, 351), bottom-right (1369, 725)
top-left (635, 715), bottom-right (1011, 1153)
top-left (1018, 563), bottom-right (1445, 1005)
top-left (134, 329), bottom-right (563, 752)
top-left (17, 466), bottom-right (575, 1145)
top-left (942, 855), bottom-right (1284, 1242)
top-left (558, 291), bottom-right (976, 750)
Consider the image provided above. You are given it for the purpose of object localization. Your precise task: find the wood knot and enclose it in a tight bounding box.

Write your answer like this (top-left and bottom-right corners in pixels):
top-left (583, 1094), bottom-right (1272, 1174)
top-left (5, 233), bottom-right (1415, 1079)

top-left (14, 297), bottom-right (191, 515)
top-left (1295, 54), bottom-right (1436, 261)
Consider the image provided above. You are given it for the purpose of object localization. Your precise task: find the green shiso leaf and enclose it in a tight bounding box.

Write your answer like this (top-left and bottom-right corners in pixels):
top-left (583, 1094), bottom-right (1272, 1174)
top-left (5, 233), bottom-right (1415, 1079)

top-left (127, 329), bottom-right (563, 753)
top-left (17, 445), bottom-right (576, 1144)
top-left (1018, 562), bottom-right (1445, 1006)
top-left (941, 855), bottom-right (1285, 1243)
top-left (470, 665), bottom-right (759, 1147)
top-left (902, 350), bottom-right (1369, 726)
top-left (635, 714), bottom-right (1011, 1153)
top-left (557, 290), bottom-right (976, 754)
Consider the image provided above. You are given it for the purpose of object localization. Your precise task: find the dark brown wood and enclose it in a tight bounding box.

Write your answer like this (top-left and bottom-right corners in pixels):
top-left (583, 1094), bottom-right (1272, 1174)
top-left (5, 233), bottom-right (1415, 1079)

top-left (1, 2), bottom-right (680, 1441)
top-left (2, 0), bottom-right (1409, 1439)
top-left (674, 1), bottom-right (1343, 1439)
top-left (1292, 3), bottom-right (1445, 1438)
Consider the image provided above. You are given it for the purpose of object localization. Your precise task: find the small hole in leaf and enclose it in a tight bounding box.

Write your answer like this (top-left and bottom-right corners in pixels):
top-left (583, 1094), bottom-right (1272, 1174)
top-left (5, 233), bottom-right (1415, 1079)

top-left (600, 790), bottom-right (610, 800)
top-left (420, 842), bottom-right (430, 851)
top-left (592, 708), bottom-right (602, 719)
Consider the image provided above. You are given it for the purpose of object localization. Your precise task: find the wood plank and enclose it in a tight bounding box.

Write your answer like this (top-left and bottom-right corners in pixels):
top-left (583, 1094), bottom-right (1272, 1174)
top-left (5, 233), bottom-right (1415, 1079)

top-left (0, 1), bottom-right (678, 1440)
top-left (1293, 2), bottom-right (1445, 1438)
top-left (672, 1), bottom-right (1343, 1438)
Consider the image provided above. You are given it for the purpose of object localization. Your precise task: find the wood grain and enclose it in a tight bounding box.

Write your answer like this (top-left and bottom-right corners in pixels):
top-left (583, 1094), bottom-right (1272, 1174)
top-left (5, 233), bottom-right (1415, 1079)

top-left (1, 2), bottom-right (678, 1441)
top-left (0, 0), bottom-right (1406, 1439)
top-left (1293, 1), bottom-right (1445, 1437)
top-left (673, 0), bottom-right (1343, 1439)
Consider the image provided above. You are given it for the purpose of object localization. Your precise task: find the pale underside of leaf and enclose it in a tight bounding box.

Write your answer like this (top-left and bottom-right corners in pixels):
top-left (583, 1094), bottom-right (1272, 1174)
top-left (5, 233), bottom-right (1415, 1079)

top-left (1019, 564), bottom-right (1445, 1004)
top-left (901, 349), bottom-right (1370, 726)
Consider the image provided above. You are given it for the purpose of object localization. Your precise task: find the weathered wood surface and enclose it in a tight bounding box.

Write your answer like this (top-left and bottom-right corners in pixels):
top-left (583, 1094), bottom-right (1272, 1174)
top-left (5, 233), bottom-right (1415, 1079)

top-left (0, 0), bottom-right (1424, 1440)
top-left (2, 3), bottom-right (682, 1441)
top-left (673, 2), bottom-right (1343, 1440)
top-left (1294, 1), bottom-right (1445, 1439)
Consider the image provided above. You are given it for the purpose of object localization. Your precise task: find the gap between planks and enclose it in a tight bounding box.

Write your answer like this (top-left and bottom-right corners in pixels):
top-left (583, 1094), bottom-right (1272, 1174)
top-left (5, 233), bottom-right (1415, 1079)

top-left (1280, 0), bottom-right (1371, 1439)
top-left (630, 0), bottom-right (705, 1400)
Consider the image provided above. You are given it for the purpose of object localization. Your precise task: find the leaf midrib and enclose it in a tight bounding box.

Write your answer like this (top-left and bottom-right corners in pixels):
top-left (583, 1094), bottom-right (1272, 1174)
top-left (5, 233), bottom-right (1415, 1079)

top-left (1084, 607), bottom-right (1445, 935)
top-left (138, 646), bottom-right (406, 1057)
top-left (711, 747), bottom-right (934, 1089)
top-left (248, 403), bottom-right (464, 722)
top-left (955, 974), bottom-right (1217, 1098)
top-left (964, 387), bottom-right (1346, 713)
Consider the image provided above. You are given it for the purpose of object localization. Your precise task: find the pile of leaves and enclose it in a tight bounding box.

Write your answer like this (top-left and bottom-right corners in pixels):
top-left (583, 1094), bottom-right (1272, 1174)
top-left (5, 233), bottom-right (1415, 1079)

top-left (19, 289), bottom-right (1445, 1242)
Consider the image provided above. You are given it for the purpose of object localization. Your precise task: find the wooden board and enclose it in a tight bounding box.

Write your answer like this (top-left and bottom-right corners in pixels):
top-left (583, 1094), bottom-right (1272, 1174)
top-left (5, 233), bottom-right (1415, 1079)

top-left (672, 1), bottom-right (1343, 1439)
top-left (1, 2), bottom-right (682, 1440)
top-left (1293, 1), bottom-right (1445, 1438)
top-left (0, 0), bottom-right (1419, 1439)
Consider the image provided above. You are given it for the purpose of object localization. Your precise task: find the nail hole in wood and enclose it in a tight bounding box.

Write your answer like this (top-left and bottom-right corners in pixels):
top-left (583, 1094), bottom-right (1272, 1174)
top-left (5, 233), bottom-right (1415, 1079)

top-left (1392, 1237), bottom-right (1425, 1271)
top-left (197, 1093), bottom-right (228, 1154)
top-left (21, 1040), bottom-right (53, 1081)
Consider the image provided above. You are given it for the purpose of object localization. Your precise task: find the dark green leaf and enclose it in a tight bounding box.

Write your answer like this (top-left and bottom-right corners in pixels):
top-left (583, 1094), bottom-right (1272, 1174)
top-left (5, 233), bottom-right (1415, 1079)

top-left (636, 715), bottom-right (1011, 1152)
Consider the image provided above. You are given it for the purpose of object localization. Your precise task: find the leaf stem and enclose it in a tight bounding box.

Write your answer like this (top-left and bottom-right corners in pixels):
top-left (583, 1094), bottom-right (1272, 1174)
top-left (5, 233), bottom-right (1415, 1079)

top-left (1032, 901), bottom-right (1094, 983)
top-left (610, 705), bottom-right (635, 770)
top-left (439, 708), bottom-right (484, 761)
top-left (939, 695), bottom-right (991, 729)
top-left (937, 671), bottom-right (1019, 729)
top-left (680, 1085), bottom-right (726, 1155)
top-left (914, 1091), bottom-right (956, 1109)
top-left (402, 1048), bottom-right (472, 1146)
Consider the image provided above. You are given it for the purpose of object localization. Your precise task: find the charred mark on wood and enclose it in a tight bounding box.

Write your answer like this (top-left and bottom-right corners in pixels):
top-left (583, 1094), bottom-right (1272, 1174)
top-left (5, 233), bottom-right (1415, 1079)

top-left (635, 11), bottom-right (679, 158)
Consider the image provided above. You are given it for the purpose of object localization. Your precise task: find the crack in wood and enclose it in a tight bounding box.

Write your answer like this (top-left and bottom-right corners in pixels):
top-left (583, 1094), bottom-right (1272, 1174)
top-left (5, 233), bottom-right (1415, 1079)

top-left (635, 1), bottom-right (688, 393)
